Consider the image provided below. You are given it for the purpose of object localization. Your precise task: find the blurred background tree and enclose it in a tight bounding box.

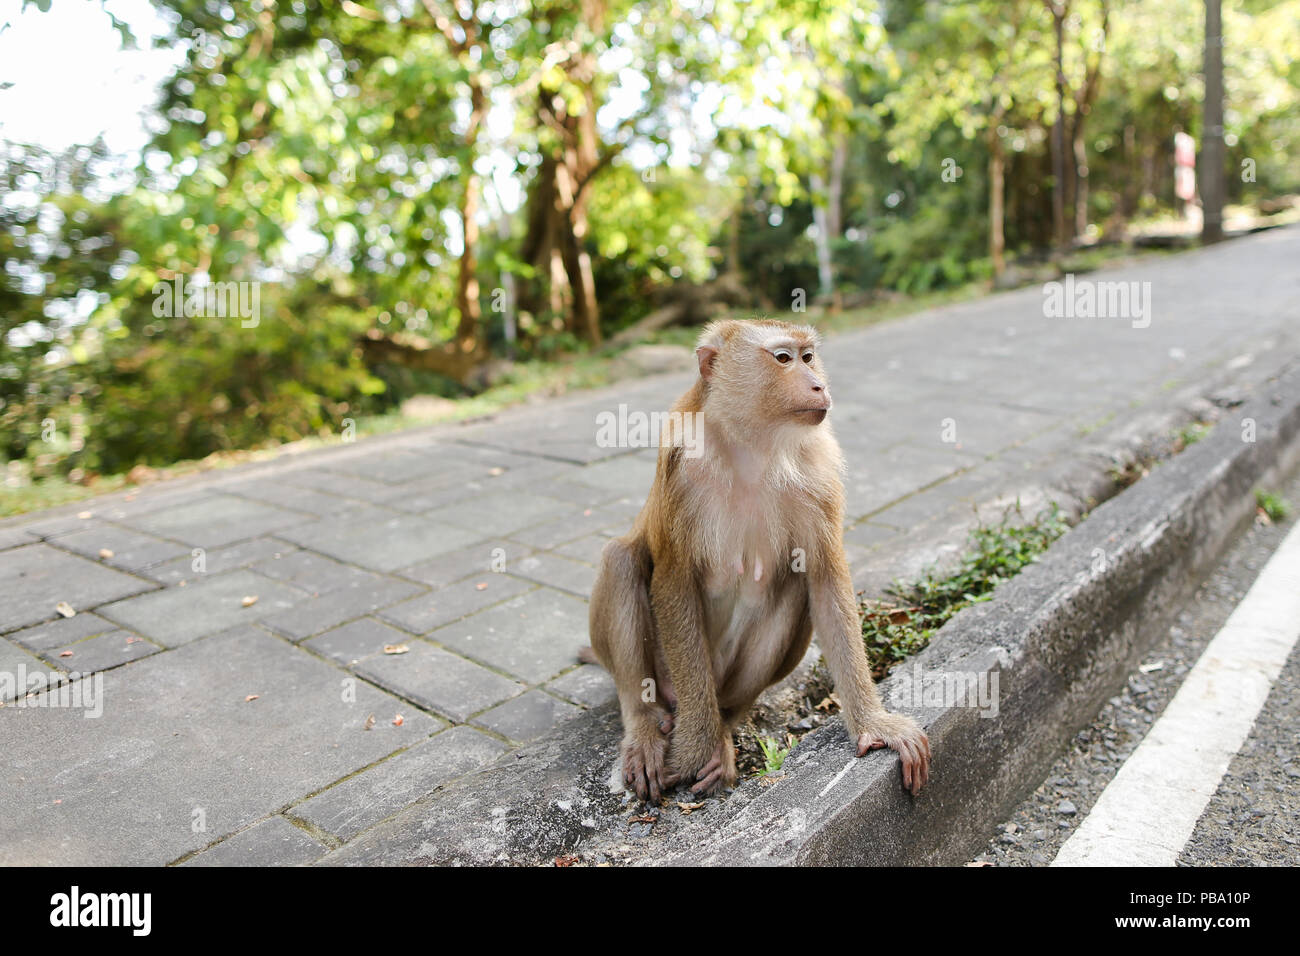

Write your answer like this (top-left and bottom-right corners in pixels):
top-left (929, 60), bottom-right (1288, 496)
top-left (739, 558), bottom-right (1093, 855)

top-left (1, 0), bottom-right (1297, 491)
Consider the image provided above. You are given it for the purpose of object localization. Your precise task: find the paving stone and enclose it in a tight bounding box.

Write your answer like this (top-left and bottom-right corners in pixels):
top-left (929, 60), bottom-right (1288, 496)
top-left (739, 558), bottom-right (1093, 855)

top-left (0, 639), bottom-right (45, 702)
top-left (553, 533), bottom-right (611, 565)
top-left (280, 468), bottom-right (400, 503)
top-left (7, 612), bottom-right (120, 653)
top-left (471, 689), bottom-right (583, 743)
top-left (261, 578), bottom-right (425, 641)
top-left (0, 626), bottom-right (438, 865)
top-left (225, 479), bottom-right (358, 517)
top-left (183, 815), bottom-right (327, 867)
top-left (303, 617), bottom-right (420, 667)
top-left (433, 588), bottom-right (589, 684)
top-left (0, 527), bottom-right (36, 551)
top-left (354, 641), bottom-right (524, 722)
top-left (142, 537), bottom-right (297, 586)
top-left (323, 449), bottom-right (449, 485)
top-left (504, 499), bottom-right (639, 550)
top-left (397, 544), bottom-right (515, 588)
top-left (37, 629), bottom-right (160, 673)
top-left (424, 490), bottom-right (573, 536)
top-left (97, 569), bottom-right (307, 647)
top-left (0, 544), bottom-right (156, 633)
top-left (290, 726), bottom-right (505, 840)
top-left (844, 521), bottom-right (905, 550)
top-left (276, 512), bottom-right (482, 573)
top-left (54, 525), bottom-right (190, 573)
top-left (12, 512), bottom-right (105, 539)
top-left (371, 474), bottom-right (485, 513)
top-left (843, 441), bottom-right (974, 519)
top-left (570, 454), bottom-right (656, 498)
top-left (379, 575), bottom-right (533, 635)
top-left (118, 494), bottom-right (311, 549)
top-left (508, 552), bottom-right (598, 599)
top-left (546, 663), bottom-right (617, 709)
top-left (251, 550), bottom-right (427, 639)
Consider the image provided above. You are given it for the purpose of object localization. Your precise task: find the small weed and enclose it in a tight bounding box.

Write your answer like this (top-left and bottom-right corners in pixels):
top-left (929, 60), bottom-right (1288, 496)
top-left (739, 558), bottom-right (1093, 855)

top-left (1174, 420), bottom-right (1213, 449)
top-left (756, 733), bottom-right (795, 775)
top-left (859, 502), bottom-right (1069, 678)
top-left (1255, 489), bottom-right (1293, 524)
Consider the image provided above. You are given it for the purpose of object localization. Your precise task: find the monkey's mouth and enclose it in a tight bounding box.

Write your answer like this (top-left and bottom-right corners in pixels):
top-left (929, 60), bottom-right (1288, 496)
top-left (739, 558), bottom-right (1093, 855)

top-left (794, 407), bottom-right (829, 425)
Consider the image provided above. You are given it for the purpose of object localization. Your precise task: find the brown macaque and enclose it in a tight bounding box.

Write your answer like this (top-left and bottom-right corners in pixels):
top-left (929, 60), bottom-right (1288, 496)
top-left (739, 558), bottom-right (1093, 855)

top-left (583, 319), bottom-right (930, 801)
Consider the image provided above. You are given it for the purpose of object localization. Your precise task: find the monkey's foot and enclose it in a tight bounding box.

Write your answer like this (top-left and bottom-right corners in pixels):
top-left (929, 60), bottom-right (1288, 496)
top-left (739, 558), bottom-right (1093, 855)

top-left (856, 714), bottom-right (930, 796)
top-left (621, 724), bottom-right (678, 802)
top-left (689, 738), bottom-right (737, 795)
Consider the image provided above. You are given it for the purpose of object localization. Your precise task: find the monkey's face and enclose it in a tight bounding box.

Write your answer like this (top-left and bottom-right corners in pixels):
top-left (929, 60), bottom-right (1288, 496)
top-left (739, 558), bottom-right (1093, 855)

top-left (696, 320), bottom-right (832, 431)
top-left (757, 329), bottom-right (832, 426)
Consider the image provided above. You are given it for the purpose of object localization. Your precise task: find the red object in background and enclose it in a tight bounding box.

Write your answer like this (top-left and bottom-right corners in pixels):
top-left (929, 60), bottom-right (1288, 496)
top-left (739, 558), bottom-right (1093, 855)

top-left (1174, 132), bottom-right (1197, 202)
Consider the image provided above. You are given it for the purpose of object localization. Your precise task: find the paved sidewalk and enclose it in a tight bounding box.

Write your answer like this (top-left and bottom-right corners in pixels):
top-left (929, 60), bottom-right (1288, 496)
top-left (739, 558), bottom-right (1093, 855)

top-left (1, 226), bottom-right (1297, 865)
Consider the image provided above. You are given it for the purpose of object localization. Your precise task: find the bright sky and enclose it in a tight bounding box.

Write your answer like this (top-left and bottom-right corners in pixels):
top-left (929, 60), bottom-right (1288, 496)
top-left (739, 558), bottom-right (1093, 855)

top-left (0, 0), bottom-right (181, 154)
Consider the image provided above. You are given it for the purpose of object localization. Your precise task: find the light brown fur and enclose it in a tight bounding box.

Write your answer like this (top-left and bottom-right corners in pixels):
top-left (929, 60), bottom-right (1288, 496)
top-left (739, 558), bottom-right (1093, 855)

top-left (586, 319), bottom-right (930, 799)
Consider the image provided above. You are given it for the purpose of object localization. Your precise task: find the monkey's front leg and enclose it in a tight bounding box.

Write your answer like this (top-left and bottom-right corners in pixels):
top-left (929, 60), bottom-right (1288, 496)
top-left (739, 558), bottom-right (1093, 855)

top-left (651, 564), bottom-right (736, 795)
top-left (810, 558), bottom-right (931, 795)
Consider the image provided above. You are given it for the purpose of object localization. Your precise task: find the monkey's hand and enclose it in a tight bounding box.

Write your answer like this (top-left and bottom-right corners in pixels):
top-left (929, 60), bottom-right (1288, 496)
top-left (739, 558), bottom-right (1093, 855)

top-left (856, 713), bottom-right (931, 796)
top-left (687, 736), bottom-right (737, 796)
top-left (621, 714), bottom-right (678, 802)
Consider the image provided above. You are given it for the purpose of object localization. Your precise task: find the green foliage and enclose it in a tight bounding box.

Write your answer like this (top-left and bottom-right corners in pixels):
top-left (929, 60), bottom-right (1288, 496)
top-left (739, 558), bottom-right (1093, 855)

top-left (1254, 489), bottom-right (1293, 523)
top-left (3, 0), bottom-right (1298, 490)
top-left (756, 733), bottom-right (795, 775)
top-left (861, 503), bottom-right (1069, 674)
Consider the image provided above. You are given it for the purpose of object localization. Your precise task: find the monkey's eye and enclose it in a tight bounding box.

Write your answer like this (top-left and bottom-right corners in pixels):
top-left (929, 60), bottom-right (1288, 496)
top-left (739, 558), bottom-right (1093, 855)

top-left (772, 349), bottom-right (794, 365)
top-left (802, 351), bottom-right (814, 364)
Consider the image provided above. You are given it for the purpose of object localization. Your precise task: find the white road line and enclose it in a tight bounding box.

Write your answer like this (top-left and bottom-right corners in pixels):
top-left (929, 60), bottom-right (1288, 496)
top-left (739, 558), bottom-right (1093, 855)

top-left (1053, 516), bottom-right (1300, 867)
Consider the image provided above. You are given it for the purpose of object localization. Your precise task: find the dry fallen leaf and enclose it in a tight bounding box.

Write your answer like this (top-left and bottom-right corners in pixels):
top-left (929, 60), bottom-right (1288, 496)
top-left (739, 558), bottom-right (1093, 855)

top-left (98, 548), bottom-right (114, 560)
top-left (244, 694), bottom-right (259, 702)
top-left (363, 713), bottom-right (376, 731)
top-left (125, 636), bottom-right (141, 644)
top-left (59, 650), bottom-right (74, 658)
top-left (240, 595), bottom-right (258, 607)
top-left (554, 855), bottom-right (579, 867)
top-left (628, 813), bottom-right (657, 824)
top-left (675, 801), bottom-right (706, 814)
top-left (815, 693), bottom-right (840, 712)
top-left (55, 602), bottom-right (76, 619)
top-left (392, 714), bottom-right (404, 727)
top-left (382, 643), bottom-right (409, 655)
top-left (474, 582), bottom-right (488, 591)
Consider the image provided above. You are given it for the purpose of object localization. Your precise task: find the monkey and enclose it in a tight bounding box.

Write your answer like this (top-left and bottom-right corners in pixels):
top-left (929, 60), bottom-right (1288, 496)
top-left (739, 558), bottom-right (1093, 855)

top-left (583, 318), bottom-right (930, 802)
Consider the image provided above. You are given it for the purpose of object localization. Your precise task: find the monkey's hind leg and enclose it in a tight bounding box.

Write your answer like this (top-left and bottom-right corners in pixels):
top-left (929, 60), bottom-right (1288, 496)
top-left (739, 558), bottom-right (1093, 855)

top-left (588, 536), bottom-right (678, 801)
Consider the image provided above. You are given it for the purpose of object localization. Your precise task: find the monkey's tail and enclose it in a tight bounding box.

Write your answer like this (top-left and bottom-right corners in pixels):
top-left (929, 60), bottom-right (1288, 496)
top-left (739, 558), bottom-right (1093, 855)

top-left (577, 645), bottom-right (602, 667)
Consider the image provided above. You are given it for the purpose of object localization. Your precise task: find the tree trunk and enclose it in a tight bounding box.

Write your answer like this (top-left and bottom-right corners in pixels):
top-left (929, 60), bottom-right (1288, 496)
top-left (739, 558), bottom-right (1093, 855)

top-left (455, 84), bottom-right (484, 349)
top-left (1201, 0), bottom-right (1225, 242)
top-left (988, 125), bottom-right (1006, 280)
top-left (1048, 2), bottom-right (1069, 254)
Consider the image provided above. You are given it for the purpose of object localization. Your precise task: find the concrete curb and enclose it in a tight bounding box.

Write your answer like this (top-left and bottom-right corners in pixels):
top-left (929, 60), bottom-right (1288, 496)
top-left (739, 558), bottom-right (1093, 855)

top-left (320, 361), bottom-right (1300, 866)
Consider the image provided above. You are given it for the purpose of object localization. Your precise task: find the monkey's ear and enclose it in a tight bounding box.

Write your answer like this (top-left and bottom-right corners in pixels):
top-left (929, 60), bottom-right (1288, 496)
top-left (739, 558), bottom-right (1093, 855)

top-left (695, 345), bottom-right (719, 381)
